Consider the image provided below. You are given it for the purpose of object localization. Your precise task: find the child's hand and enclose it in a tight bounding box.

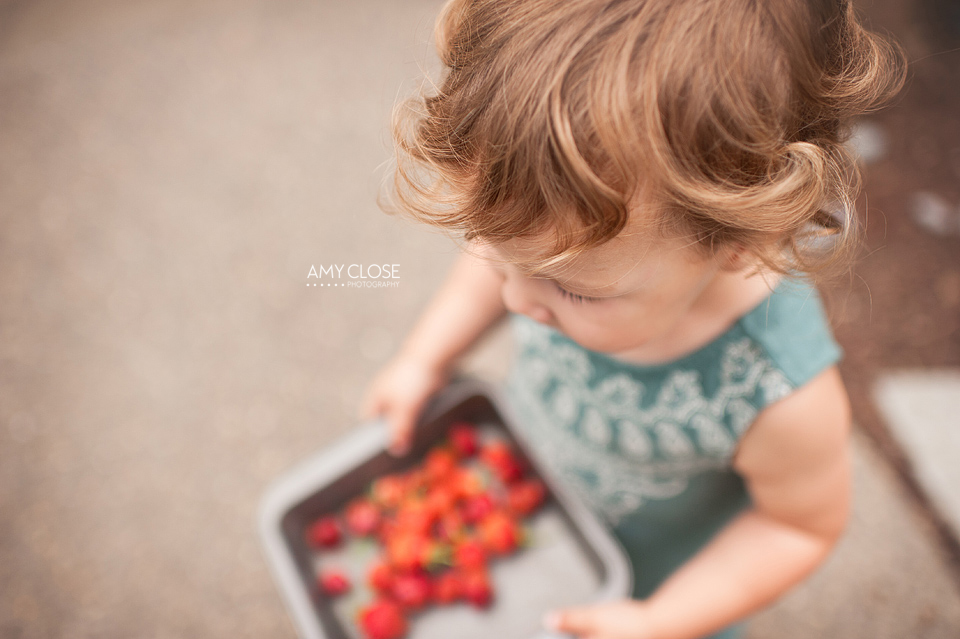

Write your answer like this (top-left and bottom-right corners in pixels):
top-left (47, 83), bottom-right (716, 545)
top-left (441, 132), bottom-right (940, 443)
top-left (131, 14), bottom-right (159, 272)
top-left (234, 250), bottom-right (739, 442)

top-left (358, 353), bottom-right (450, 457)
top-left (543, 599), bottom-right (655, 639)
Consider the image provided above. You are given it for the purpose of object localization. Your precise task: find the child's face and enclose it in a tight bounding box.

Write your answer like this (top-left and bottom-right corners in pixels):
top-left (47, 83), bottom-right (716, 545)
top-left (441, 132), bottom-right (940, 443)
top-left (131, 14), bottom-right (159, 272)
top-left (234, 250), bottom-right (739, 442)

top-left (479, 216), bottom-right (726, 357)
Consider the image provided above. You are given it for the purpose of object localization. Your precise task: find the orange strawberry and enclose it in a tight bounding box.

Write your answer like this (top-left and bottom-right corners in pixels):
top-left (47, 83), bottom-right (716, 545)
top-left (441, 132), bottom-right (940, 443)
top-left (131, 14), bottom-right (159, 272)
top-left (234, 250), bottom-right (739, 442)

top-left (371, 475), bottom-right (407, 510)
top-left (425, 448), bottom-right (457, 483)
top-left (478, 511), bottom-right (522, 555)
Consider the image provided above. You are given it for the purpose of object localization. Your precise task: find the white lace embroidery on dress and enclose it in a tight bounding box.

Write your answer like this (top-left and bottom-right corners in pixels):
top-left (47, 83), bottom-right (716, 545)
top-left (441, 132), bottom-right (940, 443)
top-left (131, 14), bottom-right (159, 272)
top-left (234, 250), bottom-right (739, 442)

top-left (505, 315), bottom-right (794, 525)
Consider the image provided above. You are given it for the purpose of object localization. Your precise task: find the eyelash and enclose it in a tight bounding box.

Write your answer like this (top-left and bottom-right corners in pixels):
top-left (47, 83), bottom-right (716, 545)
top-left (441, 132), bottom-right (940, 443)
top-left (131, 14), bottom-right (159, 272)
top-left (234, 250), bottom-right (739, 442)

top-left (553, 281), bottom-right (603, 304)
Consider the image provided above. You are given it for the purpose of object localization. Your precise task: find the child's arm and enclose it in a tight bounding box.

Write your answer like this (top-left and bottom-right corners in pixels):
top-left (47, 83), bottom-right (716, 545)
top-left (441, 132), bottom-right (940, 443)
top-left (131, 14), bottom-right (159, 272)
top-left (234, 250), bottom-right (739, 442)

top-left (359, 242), bottom-right (508, 455)
top-left (547, 366), bottom-right (852, 639)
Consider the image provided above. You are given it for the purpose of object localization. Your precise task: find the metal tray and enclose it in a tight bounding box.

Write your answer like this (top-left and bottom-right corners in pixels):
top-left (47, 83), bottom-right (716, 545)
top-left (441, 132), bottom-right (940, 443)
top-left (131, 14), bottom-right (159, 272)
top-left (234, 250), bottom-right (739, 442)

top-left (258, 376), bottom-right (632, 639)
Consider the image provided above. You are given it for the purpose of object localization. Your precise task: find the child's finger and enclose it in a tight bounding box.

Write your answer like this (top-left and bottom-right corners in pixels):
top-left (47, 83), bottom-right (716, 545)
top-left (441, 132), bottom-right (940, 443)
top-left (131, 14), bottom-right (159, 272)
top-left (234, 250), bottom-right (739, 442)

top-left (544, 607), bottom-right (599, 637)
top-left (386, 408), bottom-right (418, 457)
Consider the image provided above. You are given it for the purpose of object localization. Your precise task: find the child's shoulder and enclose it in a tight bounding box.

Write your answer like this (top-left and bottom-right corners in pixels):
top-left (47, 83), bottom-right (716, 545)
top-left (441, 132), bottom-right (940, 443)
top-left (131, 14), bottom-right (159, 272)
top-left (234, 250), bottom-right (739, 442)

top-left (736, 276), bottom-right (843, 391)
top-left (731, 278), bottom-right (851, 525)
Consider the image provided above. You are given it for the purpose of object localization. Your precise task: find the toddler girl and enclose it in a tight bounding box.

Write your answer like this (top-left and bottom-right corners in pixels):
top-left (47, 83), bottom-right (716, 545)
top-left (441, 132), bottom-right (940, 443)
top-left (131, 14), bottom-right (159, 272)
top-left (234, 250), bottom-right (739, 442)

top-left (360, 1), bottom-right (904, 637)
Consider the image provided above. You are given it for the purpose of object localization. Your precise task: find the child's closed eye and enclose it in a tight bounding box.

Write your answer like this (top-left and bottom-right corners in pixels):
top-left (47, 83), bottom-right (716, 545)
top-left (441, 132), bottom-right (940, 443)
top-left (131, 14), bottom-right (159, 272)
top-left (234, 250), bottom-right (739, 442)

top-left (552, 280), bottom-right (603, 304)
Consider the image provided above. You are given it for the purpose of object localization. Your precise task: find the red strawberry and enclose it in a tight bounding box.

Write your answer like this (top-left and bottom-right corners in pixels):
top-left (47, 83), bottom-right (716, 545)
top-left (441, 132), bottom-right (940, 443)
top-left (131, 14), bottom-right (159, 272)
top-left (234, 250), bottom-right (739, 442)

top-left (461, 569), bottom-right (493, 608)
top-left (425, 448), bottom-right (457, 483)
top-left (448, 422), bottom-right (479, 457)
top-left (358, 599), bottom-right (408, 639)
top-left (433, 571), bottom-right (463, 604)
top-left (318, 569), bottom-right (351, 596)
top-left (367, 560), bottom-right (394, 594)
top-left (346, 498), bottom-right (382, 536)
top-left (507, 479), bottom-right (546, 516)
top-left (377, 516), bottom-right (399, 545)
top-left (481, 441), bottom-right (525, 484)
top-left (478, 511), bottom-right (522, 555)
top-left (305, 516), bottom-right (342, 548)
top-left (453, 537), bottom-right (487, 570)
top-left (391, 571), bottom-right (433, 610)
top-left (461, 493), bottom-right (495, 524)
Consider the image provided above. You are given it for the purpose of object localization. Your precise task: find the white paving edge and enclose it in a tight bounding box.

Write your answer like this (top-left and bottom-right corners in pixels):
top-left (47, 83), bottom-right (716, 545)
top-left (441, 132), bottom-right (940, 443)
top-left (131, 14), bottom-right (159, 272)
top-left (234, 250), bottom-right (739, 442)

top-left (873, 368), bottom-right (960, 542)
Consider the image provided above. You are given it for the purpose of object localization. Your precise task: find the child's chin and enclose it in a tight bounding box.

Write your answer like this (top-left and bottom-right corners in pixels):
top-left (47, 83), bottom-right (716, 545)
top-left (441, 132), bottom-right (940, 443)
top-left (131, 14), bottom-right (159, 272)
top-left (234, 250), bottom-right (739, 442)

top-left (563, 333), bottom-right (625, 354)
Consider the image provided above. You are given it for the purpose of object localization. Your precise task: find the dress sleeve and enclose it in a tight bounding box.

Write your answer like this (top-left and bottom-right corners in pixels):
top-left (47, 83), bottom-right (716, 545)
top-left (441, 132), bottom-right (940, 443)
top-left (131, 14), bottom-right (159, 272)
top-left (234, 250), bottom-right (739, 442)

top-left (739, 277), bottom-right (844, 389)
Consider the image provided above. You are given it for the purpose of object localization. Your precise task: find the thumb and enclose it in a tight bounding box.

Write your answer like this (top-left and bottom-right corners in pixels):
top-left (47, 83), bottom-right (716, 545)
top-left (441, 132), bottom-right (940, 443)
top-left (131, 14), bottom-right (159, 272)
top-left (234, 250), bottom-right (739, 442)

top-left (544, 607), bottom-right (600, 637)
top-left (358, 394), bottom-right (382, 420)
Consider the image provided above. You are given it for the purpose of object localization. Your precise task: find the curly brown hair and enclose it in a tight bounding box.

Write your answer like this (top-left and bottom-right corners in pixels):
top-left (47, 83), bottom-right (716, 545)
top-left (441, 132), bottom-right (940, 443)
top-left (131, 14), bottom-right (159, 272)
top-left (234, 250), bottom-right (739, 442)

top-left (387, 0), bottom-right (906, 276)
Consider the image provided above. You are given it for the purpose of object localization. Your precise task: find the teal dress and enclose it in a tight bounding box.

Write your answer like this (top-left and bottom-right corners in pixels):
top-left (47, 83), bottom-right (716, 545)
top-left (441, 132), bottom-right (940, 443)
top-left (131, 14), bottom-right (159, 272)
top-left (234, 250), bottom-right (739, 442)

top-left (503, 277), bottom-right (842, 639)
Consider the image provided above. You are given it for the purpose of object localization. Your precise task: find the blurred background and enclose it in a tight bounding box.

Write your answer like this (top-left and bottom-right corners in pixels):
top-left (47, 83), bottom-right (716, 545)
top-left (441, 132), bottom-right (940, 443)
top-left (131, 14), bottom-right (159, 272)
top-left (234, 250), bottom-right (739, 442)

top-left (0, 0), bottom-right (958, 637)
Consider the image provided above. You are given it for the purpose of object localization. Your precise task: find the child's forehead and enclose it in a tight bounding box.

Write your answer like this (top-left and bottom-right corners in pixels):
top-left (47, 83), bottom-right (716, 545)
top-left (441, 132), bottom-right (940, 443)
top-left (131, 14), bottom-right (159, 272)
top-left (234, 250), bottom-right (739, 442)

top-left (481, 225), bottom-right (658, 294)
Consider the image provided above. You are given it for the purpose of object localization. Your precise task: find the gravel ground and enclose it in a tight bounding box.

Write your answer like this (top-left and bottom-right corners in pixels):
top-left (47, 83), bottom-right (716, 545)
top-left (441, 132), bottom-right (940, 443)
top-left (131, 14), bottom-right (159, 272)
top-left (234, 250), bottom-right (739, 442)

top-left (821, 0), bottom-right (960, 576)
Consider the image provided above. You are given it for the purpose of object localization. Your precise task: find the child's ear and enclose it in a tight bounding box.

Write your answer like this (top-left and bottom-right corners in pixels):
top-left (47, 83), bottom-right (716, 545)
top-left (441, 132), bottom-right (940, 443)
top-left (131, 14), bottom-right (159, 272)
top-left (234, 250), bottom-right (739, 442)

top-left (718, 244), bottom-right (753, 272)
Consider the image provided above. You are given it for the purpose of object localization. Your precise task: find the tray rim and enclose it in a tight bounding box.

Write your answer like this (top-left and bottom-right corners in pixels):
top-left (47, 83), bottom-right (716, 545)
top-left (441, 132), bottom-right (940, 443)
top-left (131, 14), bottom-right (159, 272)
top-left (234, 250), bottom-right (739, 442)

top-left (257, 375), bottom-right (634, 639)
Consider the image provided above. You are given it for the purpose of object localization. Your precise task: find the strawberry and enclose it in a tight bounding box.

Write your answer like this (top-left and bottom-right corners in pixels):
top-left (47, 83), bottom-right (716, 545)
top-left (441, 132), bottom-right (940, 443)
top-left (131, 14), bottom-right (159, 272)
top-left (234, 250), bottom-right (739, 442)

top-left (435, 510), bottom-right (465, 543)
top-left (461, 569), bottom-right (493, 608)
top-left (453, 537), bottom-right (487, 570)
top-left (425, 485), bottom-right (458, 518)
top-left (478, 511), bottom-right (522, 555)
top-left (367, 560), bottom-right (394, 594)
top-left (371, 475), bottom-right (407, 510)
top-left (358, 599), bottom-right (408, 639)
top-left (401, 468), bottom-right (429, 495)
top-left (318, 569), bottom-right (351, 596)
top-left (461, 493), bottom-right (495, 524)
top-left (390, 571), bottom-right (433, 610)
top-left (346, 498), bottom-right (382, 536)
top-left (377, 515), bottom-right (399, 545)
top-left (506, 479), bottom-right (546, 516)
top-left (433, 571), bottom-right (463, 604)
top-left (480, 441), bottom-right (525, 484)
top-left (395, 498), bottom-right (437, 536)
top-left (425, 448), bottom-right (457, 483)
top-left (386, 533), bottom-right (448, 572)
top-left (448, 422), bottom-right (479, 457)
top-left (305, 516), bottom-right (342, 548)
top-left (449, 468), bottom-right (485, 500)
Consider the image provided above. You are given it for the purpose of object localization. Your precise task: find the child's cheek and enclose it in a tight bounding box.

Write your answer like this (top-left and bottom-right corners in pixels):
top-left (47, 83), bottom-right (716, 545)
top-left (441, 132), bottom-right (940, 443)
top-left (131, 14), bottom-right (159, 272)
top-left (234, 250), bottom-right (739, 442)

top-left (560, 305), bottom-right (648, 352)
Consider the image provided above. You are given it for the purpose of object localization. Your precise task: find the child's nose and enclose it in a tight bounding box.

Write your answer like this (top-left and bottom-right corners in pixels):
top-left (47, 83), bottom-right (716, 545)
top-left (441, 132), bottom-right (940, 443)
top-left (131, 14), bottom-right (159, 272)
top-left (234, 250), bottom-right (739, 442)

top-left (500, 273), bottom-right (555, 325)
